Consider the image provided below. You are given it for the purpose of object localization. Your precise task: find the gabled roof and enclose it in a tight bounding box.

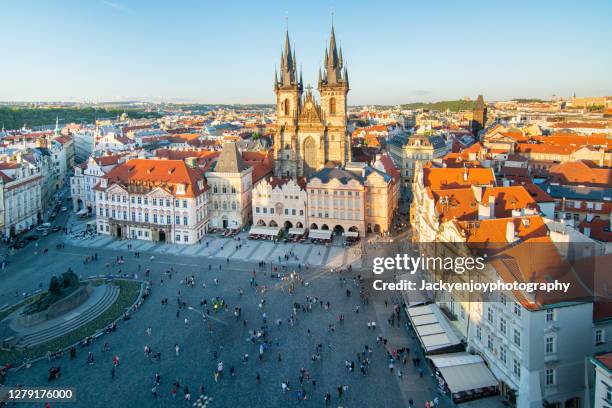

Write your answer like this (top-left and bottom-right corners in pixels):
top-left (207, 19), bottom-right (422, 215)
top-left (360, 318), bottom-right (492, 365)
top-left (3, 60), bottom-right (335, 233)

top-left (213, 142), bottom-right (247, 173)
top-left (423, 166), bottom-right (495, 190)
top-left (578, 217), bottom-right (612, 243)
top-left (458, 215), bottom-right (547, 244)
top-left (103, 158), bottom-right (207, 197)
top-left (489, 236), bottom-right (592, 309)
top-left (548, 161), bottom-right (612, 188)
top-left (433, 186), bottom-right (538, 222)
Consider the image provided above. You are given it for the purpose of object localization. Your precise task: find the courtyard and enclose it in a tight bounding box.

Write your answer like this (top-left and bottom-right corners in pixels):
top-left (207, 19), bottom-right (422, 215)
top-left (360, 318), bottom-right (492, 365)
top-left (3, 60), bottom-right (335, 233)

top-left (0, 218), bottom-right (499, 408)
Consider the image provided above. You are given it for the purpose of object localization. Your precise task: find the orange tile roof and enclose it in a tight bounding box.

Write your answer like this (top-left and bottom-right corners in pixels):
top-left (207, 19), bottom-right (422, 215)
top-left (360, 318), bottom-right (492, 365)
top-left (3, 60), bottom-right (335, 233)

top-left (433, 188), bottom-right (479, 221)
top-left (548, 161), bottom-right (612, 188)
top-left (578, 217), bottom-right (612, 242)
top-left (595, 353), bottom-right (612, 370)
top-left (516, 143), bottom-right (577, 155)
top-left (433, 186), bottom-right (537, 222)
top-left (251, 162), bottom-right (273, 183)
top-left (520, 183), bottom-right (555, 203)
top-left (103, 158), bottom-right (207, 197)
top-left (378, 153), bottom-right (400, 183)
top-left (458, 215), bottom-right (547, 244)
top-left (423, 167), bottom-right (495, 190)
top-left (553, 122), bottom-right (607, 129)
top-left (489, 236), bottom-right (592, 309)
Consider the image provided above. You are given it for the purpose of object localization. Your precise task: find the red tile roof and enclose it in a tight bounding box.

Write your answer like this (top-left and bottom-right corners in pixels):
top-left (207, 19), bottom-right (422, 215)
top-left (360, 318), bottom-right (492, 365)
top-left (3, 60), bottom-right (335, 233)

top-left (548, 161), bottom-right (612, 188)
top-left (423, 166), bottom-right (495, 190)
top-left (103, 158), bottom-right (207, 197)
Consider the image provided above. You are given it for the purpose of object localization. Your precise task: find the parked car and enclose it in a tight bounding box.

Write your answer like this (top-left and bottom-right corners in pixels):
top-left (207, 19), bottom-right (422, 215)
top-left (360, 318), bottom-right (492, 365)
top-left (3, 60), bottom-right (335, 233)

top-left (13, 240), bottom-right (28, 249)
top-left (36, 223), bottom-right (51, 232)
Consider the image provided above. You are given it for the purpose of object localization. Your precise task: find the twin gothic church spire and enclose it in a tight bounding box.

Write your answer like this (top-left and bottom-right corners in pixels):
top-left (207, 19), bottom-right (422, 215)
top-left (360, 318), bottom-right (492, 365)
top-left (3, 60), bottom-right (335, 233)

top-left (320, 26), bottom-right (348, 87)
top-left (275, 25), bottom-right (348, 90)
top-left (276, 29), bottom-right (301, 89)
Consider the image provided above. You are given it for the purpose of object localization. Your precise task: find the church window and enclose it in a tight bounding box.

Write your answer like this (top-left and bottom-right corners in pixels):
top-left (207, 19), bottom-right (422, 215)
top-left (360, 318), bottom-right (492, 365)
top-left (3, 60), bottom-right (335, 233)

top-left (283, 99), bottom-right (290, 115)
top-left (329, 97), bottom-right (336, 114)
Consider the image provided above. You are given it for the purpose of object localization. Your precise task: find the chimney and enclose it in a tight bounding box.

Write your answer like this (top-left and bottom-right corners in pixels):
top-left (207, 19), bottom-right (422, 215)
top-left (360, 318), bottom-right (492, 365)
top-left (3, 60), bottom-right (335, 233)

top-left (488, 194), bottom-right (495, 218)
top-left (506, 221), bottom-right (517, 243)
top-left (502, 178), bottom-right (510, 187)
top-left (586, 213), bottom-right (594, 222)
top-left (472, 185), bottom-right (483, 203)
top-left (463, 167), bottom-right (468, 182)
top-left (583, 227), bottom-right (591, 237)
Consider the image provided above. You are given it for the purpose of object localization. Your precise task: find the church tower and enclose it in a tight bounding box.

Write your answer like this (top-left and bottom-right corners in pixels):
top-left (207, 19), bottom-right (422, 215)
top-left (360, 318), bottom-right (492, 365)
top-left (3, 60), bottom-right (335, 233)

top-left (318, 25), bottom-right (350, 165)
top-left (273, 25), bottom-right (350, 178)
top-left (471, 94), bottom-right (487, 136)
top-left (274, 29), bottom-right (303, 177)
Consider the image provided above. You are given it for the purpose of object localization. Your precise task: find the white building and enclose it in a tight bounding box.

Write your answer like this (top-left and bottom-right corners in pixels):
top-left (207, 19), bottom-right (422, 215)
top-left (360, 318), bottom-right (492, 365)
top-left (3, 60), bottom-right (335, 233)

top-left (590, 354), bottom-right (612, 408)
top-left (206, 142), bottom-right (253, 230)
top-left (0, 161), bottom-right (43, 238)
top-left (95, 158), bottom-right (209, 244)
top-left (73, 129), bottom-right (96, 163)
top-left (71, 154), bottom-right (126, 213)
top-left (252, 176), bottom-right (307, 230)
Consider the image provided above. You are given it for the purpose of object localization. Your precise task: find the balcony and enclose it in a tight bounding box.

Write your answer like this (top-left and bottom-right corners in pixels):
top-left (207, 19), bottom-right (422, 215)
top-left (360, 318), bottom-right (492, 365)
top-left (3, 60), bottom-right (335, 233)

top-left (543, 353), bottom-right (558, 363)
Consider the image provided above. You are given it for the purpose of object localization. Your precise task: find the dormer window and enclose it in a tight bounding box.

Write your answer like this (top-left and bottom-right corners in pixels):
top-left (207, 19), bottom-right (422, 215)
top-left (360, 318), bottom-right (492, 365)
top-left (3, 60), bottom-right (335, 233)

top-left (176, 184), bottom-right (186, 194)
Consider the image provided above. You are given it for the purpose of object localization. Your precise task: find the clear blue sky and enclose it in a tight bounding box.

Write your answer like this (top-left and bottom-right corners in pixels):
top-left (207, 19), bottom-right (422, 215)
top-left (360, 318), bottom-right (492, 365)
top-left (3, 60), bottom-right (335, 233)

top-left (1, 0), bottom-right (611, 105)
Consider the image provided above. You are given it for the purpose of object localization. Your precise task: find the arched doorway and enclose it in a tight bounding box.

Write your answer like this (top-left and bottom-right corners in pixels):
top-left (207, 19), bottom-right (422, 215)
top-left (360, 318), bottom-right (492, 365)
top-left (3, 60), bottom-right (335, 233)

top-left (310, 223), bottom-right (318, 230)
top-left (296, 222), bottom-right (303, 228)
top-left (284, 221), bottom-right (293, 230)
top-left (303, 137), bottom-right (317, 176)
top-left (222, 215), bottom-right (228, 229)
top-left (159, 230), bottom-right (166, 243)
top-left (348, 226), bottom-right (358, 233)
top-left (269, 220), bottom-right (278, 227)
top-left (321, 224), bottom-right (329, 230)
top-left (367, 224), bottom-right (372, 233)
top-left (76, 199), bottom-right (84, 211)
top-left (333, 225), bottom-right (344, 236)
top-left (374, 224), bottom-right (381, 233)
top-left (256, 219), bottom-right (266, 226)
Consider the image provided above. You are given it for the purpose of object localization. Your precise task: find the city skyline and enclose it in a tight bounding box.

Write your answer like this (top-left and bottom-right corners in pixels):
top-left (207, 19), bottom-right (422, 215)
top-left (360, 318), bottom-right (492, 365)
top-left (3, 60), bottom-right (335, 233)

top-left (1, 0), bottom-right (611, 104)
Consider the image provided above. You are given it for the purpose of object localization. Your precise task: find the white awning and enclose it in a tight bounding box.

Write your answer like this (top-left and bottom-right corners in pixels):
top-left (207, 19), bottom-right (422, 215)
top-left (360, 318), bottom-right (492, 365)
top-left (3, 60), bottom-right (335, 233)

top-left (288, 228), bottom-right (305, 236)
top-left (343, 231), bottom-right (359, 237)
top-left (407, 304), bottom-right (462, 354)
top-left (76, 209), bottom-right (88, 215)
top-left (249, 226), bottom-right (281, 236)
top-left (428, 352), bottom-right (498, 393)
top-left (308, 229), bottom-right (333, 240)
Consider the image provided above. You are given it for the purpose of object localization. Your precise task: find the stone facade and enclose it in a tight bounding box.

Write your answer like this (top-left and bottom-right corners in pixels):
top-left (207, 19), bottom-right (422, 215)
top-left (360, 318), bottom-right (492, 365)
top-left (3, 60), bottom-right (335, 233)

top-left (252, 177), bottom-right (307, 229)
top-left (273, 27), bottom-right (351, 178)
top-left (206, 142), bottom-right (253, 230)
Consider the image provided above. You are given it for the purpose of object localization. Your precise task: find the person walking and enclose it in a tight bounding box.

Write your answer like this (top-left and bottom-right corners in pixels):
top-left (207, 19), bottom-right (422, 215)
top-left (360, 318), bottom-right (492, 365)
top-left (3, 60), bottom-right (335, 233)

top-left (175, 343), bottom-right (180, 356)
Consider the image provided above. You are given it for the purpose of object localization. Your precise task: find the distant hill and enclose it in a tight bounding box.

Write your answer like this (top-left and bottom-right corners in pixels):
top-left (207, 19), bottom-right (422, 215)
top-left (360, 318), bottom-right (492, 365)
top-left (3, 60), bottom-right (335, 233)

top-left (0, 106), bottom-right (159, 130)
top-left (400, 100), bottom-right (477, 112)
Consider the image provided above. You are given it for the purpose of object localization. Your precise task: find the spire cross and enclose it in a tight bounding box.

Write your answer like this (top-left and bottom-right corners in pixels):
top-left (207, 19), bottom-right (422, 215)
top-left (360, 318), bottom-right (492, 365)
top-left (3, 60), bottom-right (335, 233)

top-left (284, 11), bottom-right (288, 30)
top-left (331, 7), bottom-right (335, 26)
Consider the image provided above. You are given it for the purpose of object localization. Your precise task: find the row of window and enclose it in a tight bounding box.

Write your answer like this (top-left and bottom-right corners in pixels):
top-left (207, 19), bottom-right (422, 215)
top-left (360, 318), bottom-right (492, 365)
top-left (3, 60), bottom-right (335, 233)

top-left (255, 207), bottom-right (304, 216)
top-left (310, 189), bottom-right (360, 196)
top-left (99, 207), bottom-right (190, 226)
top-left (212, 186), bottom-right (237, 194)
